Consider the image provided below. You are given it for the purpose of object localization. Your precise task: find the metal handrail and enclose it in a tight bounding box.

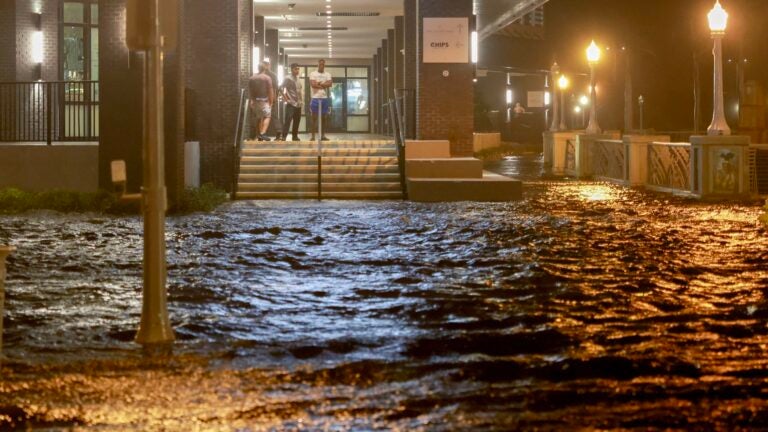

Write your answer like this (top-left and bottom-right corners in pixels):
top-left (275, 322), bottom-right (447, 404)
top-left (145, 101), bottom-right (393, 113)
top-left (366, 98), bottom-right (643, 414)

top-left (0, 80), bottom-right (99, 144)
top-left (231, 89), bottom-right (248, 199)
top-left (316, 98), bottom-right (324, 201)
top-left (386, 98), bottom-right (408, 199)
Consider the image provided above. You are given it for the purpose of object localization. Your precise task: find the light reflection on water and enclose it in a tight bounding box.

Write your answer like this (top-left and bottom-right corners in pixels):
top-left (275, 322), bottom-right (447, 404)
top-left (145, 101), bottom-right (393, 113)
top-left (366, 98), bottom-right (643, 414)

top-left (1, 154), bottom-right (768, 429)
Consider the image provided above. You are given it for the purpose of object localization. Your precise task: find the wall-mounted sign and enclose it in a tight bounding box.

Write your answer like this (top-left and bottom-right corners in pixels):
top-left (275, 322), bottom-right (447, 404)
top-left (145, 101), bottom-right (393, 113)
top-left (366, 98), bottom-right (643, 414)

top-left (528, 91), bottom-right (545, 108)
top-left (423, 17), bottom-right (469, 64)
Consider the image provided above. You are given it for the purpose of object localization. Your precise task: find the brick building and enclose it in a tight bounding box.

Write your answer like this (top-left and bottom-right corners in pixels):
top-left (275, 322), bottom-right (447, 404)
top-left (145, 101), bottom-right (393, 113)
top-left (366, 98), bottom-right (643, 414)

top-left (0, 0), bottom-right (516, 194)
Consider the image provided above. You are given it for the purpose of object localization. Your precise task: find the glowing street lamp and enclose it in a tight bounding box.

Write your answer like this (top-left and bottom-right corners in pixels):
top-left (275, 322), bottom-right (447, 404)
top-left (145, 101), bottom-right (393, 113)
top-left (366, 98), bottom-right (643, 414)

top-left (707, 0), bottom-right (730, 135)
top-left (585, 40), bottom-right (602, 134)
top-left (558, 74), bottom-right (569, 130)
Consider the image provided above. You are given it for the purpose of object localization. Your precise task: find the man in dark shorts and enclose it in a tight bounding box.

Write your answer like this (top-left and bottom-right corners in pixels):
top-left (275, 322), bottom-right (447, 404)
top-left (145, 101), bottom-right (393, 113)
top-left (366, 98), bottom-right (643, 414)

top-left (309, 59), bottom-right (332, 141)
top-left (248, 62), bottom-right (274, 141)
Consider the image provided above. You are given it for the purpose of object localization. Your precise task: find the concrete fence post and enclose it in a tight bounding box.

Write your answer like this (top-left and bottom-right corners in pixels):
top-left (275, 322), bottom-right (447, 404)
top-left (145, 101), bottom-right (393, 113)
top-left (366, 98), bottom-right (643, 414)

top-left (0, 245), bottom-right (15, 365)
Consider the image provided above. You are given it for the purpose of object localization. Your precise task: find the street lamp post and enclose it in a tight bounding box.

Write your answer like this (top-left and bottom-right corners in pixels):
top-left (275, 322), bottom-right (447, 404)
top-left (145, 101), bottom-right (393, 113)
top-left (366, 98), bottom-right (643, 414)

top-left (549, 62), bottom-right (561, 132)
top-left (707, 0), bottom-right (731, 136)
top-left (638, 95), bottom-right (644, 131)
top-left (558, 74), bottom-right (569, 130)
top-left (585, 40), bottom-right (602, 134)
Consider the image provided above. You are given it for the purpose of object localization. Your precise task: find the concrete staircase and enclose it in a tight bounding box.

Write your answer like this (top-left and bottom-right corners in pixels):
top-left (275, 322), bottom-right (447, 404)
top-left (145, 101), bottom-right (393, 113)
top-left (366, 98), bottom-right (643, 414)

top-left (235, 139), bottom-right (404, 199)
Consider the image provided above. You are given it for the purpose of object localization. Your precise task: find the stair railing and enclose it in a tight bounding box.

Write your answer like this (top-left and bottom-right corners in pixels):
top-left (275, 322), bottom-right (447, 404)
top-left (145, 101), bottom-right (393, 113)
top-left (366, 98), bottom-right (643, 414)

top-left (387, 98), bottom-right (408, 199)
top-left (232, 89), bottom-right (249, 199)
top-left (316, 98), bottom-right (324, 200)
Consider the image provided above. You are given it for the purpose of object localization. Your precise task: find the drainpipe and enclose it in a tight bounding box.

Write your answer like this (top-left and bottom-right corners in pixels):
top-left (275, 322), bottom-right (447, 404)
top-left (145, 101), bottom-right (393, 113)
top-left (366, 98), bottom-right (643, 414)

top-left (0, 245), bottom-right (15, 365)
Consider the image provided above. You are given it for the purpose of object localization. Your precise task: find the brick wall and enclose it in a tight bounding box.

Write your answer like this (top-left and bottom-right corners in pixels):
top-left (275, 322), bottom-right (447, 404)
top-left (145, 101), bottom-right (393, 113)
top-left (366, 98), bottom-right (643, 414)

top-left (416, 0), bottom-right (474, 155)
top-left (184, 0), bottom-right (243, 191)
top-left (414, 0), bottom-right (474, 156)
top-left (0, 1), bottom-right (15, 81)
top-left (404, 0), bottom-right (417, 139)
top-left (98, 0), bottom-right (144, 191)
top-left (164, 1), bottom-right (186, 202)
top-left (15, 0), bottom-right (58, 81)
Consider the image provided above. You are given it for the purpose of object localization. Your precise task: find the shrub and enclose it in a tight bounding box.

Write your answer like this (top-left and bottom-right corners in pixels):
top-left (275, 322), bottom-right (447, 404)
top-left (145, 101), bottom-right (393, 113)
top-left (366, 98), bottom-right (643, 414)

top-left (170, 183), bottom-right (229, 214)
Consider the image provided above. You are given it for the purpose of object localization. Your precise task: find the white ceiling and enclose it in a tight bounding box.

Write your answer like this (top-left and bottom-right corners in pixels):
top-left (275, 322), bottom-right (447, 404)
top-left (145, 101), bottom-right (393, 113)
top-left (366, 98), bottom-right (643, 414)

top-left (254, 0), bottom-right (403, 60)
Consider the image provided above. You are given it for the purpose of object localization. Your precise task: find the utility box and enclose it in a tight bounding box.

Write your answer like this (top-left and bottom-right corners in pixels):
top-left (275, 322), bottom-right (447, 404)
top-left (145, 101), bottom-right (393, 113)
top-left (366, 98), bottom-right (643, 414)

top-left (184, 141), bottom-right (200, 188)
top-left (126, 0), bottom-right (178, 51)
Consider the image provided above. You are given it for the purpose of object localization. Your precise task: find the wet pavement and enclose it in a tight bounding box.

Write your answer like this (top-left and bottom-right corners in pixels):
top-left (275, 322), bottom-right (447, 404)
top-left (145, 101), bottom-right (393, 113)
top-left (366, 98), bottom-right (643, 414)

top-left (1, 153), bottom-right (768, 430)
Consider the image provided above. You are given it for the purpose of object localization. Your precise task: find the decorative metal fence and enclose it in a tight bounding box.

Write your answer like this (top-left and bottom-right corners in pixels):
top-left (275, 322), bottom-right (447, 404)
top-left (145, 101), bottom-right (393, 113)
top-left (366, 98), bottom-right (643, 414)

top-left (0, 81), bottom-right (99, 144)
top-left (647, 142), bottom-right (692, 193)
top-left (592, 139), bottom-right (625, 182)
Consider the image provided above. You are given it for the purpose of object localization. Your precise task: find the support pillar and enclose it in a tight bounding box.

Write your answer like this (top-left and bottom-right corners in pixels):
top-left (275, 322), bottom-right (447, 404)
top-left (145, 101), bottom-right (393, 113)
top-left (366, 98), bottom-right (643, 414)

top-left (405, 0), bottom-right (474, 156)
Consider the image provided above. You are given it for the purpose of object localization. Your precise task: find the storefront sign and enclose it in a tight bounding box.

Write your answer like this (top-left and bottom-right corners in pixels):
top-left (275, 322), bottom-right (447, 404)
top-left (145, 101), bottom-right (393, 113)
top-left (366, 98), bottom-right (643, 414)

top-left (423, 17), bottom-right (469, 64)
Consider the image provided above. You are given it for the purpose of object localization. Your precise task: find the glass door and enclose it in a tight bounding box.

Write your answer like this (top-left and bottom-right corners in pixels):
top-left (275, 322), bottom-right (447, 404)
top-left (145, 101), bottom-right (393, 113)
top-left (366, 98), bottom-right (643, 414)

top-left (327, 78), bottom-right (346, 132)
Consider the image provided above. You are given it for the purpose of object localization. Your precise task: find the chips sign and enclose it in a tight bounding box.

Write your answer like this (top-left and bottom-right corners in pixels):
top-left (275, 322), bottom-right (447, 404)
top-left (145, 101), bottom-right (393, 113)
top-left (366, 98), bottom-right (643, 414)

top-left (126, 0), bottom-right (178, 51)
top-left (423, 17), bottom-right (469, 64)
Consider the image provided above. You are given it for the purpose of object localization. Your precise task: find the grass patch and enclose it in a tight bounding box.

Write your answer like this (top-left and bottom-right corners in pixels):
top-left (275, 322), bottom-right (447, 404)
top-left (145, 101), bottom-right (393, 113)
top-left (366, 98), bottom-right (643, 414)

top-left (171, 183), bottom-right (229, 214)
top-left (0, 184), bottom-right (229, 215)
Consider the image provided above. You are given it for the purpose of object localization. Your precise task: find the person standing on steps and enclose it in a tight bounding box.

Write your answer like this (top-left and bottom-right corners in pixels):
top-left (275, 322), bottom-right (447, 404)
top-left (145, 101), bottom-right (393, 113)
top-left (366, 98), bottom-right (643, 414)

top-left (248, 62), bottom-right (274, 141)
top-left (280, 63), bottom-right (304, 142)
top-left (264, 59), bottom-right (283, 141)
top-left (309, 59), bottom-right (332, 141)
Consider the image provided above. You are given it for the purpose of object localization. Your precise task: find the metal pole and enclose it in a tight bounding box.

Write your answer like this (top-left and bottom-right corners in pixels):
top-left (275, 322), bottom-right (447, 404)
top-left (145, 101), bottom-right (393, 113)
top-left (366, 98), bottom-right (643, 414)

top-left (586, 63), bottom-right (601, 134)
top-left (559, 90), bottom-right (567, 131)
top-left (0, 245), bottom-right (15, 366)
top-left (549, 63), bottom-right (560, 132)
top-left (317, 98), bottom-right (323, 200)
top-left (135, 0), bottom-right (174, 345)
top-left (638, 95), bottom-right (644, 132)
top-left (707, 33), bottom-right (731, 135)
top-left (46, 82), bottom-right (52, 145)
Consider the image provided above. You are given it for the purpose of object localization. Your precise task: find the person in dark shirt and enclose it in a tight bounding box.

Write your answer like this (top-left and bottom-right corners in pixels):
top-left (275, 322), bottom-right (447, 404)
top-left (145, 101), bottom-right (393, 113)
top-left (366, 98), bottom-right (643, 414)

top-left (248, 62), bottom-right (274, 141)
top-left (264, 60), bottom-right (283, 141)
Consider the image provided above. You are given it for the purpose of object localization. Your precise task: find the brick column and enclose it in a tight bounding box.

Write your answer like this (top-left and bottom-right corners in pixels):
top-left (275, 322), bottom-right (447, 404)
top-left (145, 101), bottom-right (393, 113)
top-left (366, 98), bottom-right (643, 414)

top-left (0, 1), bottom-right (14, 81)
top-left (184, 0), bottom-right (247, 191)
top-left (99, 0), bottom-right (144, 192)
top-left (407, 0), bottom-right (474, 156)
top-left (372, 53), bottom-right (379, 133)
top-left (394, 17), bottom-right (404, 93)
top-left (403, 0), bottom-right (417, 139)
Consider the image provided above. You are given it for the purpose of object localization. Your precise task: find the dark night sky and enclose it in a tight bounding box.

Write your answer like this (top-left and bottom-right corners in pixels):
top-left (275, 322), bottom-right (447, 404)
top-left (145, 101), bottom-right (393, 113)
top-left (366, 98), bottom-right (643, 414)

top-left (479, 0), bottom-right (768, 132)
top-left (543, 0), bottom-right (768, 131)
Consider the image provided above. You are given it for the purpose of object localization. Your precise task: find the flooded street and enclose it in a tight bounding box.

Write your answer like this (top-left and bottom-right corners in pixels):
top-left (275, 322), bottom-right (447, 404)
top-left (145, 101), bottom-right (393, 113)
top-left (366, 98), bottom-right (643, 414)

top-left (2, 154), bottom-right (768, 430)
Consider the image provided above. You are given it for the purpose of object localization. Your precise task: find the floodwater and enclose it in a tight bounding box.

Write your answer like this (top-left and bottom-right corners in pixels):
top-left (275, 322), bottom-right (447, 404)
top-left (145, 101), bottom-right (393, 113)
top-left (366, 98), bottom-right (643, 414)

top-left (1, 153), bottom-right (768, 430)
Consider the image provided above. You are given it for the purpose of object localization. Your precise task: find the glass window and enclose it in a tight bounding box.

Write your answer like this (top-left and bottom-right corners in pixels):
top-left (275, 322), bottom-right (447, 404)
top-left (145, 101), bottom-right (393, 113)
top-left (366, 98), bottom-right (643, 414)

top-left (90, 4), bottom-right (98, 23)
top-left (347, 79), bottom-right (368, 115)
top-left (90, 28), bottom-right (99, 86)
top-left (323, 67), bottom-right (345, 78)
top-left (347, 67), bottom-right (368, 78)
top-left (63, 2), bottom-right (84, 23)
top-left (63, 26), bottom-right (85, 81)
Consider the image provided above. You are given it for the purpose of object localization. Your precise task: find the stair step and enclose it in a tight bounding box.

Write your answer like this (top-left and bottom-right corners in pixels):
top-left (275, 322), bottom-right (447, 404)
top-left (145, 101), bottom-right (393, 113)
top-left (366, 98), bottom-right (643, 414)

top-left (243, 139), bottom-right (394, 146)
top-left (239, 173), bottom-right (401, 183)
top-left (243, 141), bottom-right (396, 149)
top-left (238, 164), bottom-right (399, 174)
top-left (242, 148), bottom-right (397, 157)
top-left (237, 182), bottom-right (403, 192)
top-left (240, 156), bottom-right (398, 165)
top-left (235, 191), bottom-right (404, 200)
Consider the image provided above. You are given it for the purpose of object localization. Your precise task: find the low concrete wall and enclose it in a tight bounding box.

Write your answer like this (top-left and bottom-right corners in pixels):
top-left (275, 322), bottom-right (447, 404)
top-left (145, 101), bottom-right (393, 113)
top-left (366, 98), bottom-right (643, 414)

top-left (0, 144), bottom-right (99, 192)
top-left (473, 133), bottom-right (501, 152)
top-left (405, 140), bottom-right (451, 159)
